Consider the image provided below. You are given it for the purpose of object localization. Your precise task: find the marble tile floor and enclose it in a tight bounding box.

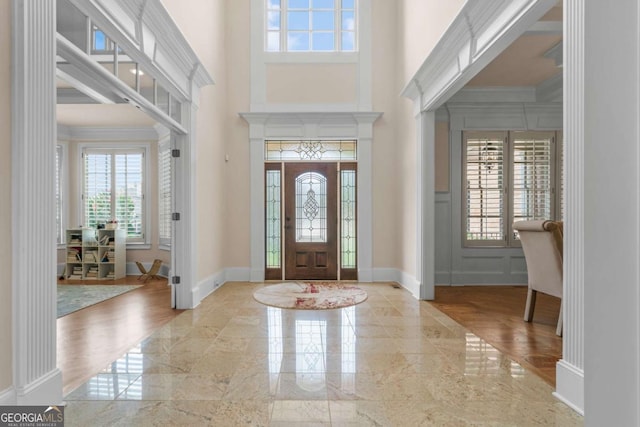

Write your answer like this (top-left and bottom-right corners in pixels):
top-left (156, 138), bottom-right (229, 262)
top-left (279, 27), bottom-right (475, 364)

top-left (64, 282), bottom-right (583, 426)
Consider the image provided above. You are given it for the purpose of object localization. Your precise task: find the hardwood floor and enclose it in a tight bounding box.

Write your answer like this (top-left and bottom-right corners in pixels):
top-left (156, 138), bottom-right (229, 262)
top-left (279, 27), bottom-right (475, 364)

top-left (429, 285), bottom-right (562, 386)
top-left (57, 276), bottom-right (183, 395)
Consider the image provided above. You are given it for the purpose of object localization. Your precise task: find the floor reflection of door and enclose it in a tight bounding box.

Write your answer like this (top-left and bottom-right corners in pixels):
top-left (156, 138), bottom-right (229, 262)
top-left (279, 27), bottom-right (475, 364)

top-left (284, 162), bottom-right (338, 280)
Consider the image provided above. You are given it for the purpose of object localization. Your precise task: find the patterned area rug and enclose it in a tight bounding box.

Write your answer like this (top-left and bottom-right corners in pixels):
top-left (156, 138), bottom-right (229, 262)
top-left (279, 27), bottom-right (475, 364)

top-left (57, 285), bottom-right (142, 318)
top-left (253, 282), bottom-right (367, 310)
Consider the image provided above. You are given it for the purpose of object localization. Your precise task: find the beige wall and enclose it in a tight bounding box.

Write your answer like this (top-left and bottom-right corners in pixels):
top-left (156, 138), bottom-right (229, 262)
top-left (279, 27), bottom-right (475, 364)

top-left (223, 0), bottom-right (251, 269)
top-left (160, 0), bottom-right (228, 281)
top-left (266, 64), bottom-right (358, 104)
top-left (371, 0), bottom-right (399, 269)
top-left (395, 0), bottom-right (463, 277)
top-left (0, 0), bottom-right (11, 393)
top-left (398, 0), bottom-right (465, 84)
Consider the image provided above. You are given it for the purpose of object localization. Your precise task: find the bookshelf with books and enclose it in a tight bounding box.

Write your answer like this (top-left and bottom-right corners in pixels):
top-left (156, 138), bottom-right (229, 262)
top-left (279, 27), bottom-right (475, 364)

top-left (65, 228), bottom-right (126, 280)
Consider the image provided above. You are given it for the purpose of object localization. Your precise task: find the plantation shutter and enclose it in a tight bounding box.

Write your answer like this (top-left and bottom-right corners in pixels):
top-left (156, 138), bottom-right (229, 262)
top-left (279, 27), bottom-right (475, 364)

top-left (84, 151), bottom-right (112, 229)
top-left (83, 148), bottom-right (145, 242)
top-left (115, 152), bottom-right (144, 240)
top-left (463, 132), bottom-right (507, 246)
top-left (511, 132), bottom-right (554, 241)
top-left (158, 141), bottom-right (171, 246)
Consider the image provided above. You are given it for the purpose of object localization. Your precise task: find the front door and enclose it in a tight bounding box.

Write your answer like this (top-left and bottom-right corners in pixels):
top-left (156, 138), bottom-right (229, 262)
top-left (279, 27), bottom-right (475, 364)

top-left (284, 162), bottom-right (338, 280)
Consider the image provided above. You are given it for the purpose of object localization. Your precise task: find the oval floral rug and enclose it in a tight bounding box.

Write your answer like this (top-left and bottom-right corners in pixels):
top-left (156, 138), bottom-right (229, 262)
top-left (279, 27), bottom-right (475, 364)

top-left (253, 282), bottom-right (367, 310)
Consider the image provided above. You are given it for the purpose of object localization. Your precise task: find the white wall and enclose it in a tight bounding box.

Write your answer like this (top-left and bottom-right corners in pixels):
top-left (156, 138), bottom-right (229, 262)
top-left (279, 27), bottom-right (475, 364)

top-left (0, 0), bottom-right (12, 396)
top-left (583, 0), bottom-right (640, 423)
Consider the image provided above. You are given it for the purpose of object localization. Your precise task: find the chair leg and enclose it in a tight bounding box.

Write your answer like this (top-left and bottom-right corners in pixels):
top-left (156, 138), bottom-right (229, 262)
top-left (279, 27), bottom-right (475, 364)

top-left (524, 288), bottom-right (537, 322)
top-left (556, 299), bottom-right (563, 336)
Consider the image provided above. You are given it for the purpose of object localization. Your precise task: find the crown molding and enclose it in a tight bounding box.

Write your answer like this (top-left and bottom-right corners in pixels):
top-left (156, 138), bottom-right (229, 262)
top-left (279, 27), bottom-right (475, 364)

top-left (544, 41), bottom-right (563, 67)
top-left (401, 0), bottom-right (559, 112)
top-left (536, 72), bottom-right (563, 103)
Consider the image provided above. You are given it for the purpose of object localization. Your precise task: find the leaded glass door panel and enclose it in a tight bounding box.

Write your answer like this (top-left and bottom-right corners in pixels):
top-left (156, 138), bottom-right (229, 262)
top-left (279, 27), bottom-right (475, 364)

top-left (285, 162), bottom-right (338, 280)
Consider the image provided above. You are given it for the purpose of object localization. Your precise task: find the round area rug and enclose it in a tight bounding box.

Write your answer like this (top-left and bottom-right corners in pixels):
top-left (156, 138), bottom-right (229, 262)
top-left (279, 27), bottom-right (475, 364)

top-left (253, 282), bottom-right (367, 310)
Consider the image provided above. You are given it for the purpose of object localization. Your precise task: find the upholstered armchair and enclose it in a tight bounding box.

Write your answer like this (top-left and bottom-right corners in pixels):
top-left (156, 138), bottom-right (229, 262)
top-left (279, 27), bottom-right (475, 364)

top-left (513, 220), bottom-right (563, 336)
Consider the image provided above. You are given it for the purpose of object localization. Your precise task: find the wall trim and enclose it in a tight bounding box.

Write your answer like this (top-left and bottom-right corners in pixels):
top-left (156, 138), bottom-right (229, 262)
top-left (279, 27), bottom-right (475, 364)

top-left (15, 368), bottom-right (63, 406)
top-left (401, 0), bottom-right (559, 111)
top-left (192, 270), bottom-right (226, 307)
top-left (554, 360), bottom-right (585, 415)
top-left (372, 268), bottom-right (420, 299)
top-left (0, 386), bottom-right (15, 405)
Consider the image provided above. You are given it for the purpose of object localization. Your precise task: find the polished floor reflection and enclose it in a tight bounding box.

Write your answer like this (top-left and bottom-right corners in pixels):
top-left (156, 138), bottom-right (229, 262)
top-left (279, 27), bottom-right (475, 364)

top-left (64, 282), bottom-right (582, 426)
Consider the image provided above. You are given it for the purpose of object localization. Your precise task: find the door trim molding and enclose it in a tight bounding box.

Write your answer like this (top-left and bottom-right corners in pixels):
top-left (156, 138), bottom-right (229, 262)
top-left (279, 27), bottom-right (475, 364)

top-left (240, 112), bottom-right (381, 282)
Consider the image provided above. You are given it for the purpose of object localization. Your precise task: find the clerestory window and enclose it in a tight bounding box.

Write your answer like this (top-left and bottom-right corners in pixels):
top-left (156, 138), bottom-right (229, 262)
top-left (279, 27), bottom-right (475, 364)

top-left (266, 0), bottom-right (357, 52)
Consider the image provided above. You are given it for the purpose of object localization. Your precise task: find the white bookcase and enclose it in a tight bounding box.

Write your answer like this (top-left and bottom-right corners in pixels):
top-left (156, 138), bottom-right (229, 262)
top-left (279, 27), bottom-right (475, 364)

top-left (65, 228), bottom-right (126, 280)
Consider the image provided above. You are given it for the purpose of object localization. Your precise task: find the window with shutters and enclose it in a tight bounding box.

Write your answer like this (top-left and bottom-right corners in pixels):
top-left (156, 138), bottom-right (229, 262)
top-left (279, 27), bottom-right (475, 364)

top-left (82, 147), bottom-right (147, 243)
top-left (158, 140), bottom-right (171, 248)
top-left (462, 131), bottom-right (562, 247)
top-left (266, 0), bottom-right (357, 52)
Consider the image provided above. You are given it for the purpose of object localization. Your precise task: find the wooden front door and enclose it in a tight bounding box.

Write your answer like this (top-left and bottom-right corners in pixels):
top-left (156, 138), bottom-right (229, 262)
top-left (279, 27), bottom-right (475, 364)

top-left (284, 162), bottom-right (338, 280)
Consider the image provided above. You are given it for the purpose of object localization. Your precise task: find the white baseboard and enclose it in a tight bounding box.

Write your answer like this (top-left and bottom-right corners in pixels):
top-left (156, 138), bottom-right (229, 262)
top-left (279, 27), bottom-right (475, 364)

top-left (372, 268), bottom-right (421, 299)
top-left (224, 267), bottom-right (251, 282)
top-left (192, 270), bottom-right (226, 306)
top-left (553, 359), bottom-right (584, 415)
top-left (15, 369), bottom-right (63, 405)
top-left (0, 386), bottom-right (15, 405)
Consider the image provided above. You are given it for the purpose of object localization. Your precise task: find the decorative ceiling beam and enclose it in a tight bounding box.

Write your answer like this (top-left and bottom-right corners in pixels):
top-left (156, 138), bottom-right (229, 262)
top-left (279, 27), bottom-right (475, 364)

top-left (544, 42), bottom-right (563, 67)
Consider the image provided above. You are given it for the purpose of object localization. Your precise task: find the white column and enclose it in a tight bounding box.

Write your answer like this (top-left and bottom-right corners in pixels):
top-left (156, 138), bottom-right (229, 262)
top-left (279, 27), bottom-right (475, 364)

top-left (249, 125), bottom-right (266, 282)
top-left (582, 0), bottom-right (640, 424)
top-left (554, 0), bottom-right (584, 414)
top-left (357, 129), bottom-right (373, 282)
top-left (11, 0), bottom-right (62, 404)
top-left (418, 110), bottom-right (435, 300)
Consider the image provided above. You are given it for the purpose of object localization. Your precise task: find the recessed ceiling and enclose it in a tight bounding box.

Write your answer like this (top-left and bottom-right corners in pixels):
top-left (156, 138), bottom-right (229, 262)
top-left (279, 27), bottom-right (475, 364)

top-left (57, 104), bottom-right (156, 127)
top-left (463, 2), bottom-right (562, 89)
top-left (466, 34), bottom-right (562, 87)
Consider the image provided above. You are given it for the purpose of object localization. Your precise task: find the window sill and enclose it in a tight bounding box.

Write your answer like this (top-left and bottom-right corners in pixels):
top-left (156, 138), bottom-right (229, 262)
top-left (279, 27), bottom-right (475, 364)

top-left (126, 243), bottom-right (151, 250)
top-left (264, 51), bottom-right (358, 64)
top-left (158, 244), bottom-right (171, 252)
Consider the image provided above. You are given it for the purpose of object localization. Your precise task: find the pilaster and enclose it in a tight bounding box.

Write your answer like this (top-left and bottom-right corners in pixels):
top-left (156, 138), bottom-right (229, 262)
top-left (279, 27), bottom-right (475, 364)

top-left (11, 0), bottom-right (62, 404)
top-left (553, 0), bottom-right (584, 415)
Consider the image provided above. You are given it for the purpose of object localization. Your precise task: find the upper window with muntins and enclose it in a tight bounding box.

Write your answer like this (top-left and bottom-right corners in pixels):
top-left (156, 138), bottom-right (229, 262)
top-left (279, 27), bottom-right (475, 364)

top-left (266, 0), bottom-right (357, 52)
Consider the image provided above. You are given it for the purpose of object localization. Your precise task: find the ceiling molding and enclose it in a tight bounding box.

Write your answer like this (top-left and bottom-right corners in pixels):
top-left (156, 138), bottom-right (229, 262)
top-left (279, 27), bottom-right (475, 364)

top-left (448, 86), bottom-right (537, 103)
top-left (544, 42), bottom-right (563, 67)
top-left (67, 0), bottom-right (213, 102)
top-left (401, 0), bottom-right (559, 112)
top-left (524, 21), bottom-right (563, 34)
top-left (536, 72), bottom-right (563, 102)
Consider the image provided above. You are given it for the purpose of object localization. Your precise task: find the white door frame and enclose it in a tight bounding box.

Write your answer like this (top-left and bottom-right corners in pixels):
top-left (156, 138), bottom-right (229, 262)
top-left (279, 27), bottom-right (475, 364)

top-left (240, 112), bottom-right (380, 283)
